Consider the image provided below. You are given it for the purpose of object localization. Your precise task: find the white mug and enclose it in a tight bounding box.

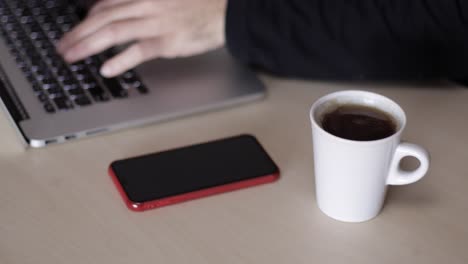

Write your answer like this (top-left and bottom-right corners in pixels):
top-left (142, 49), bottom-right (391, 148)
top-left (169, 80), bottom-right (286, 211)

top-left (309, 90), bottom-right (430, 222)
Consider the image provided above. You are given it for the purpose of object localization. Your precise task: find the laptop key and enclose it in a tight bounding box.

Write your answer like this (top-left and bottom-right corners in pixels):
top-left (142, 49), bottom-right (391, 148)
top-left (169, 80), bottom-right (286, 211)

top-left (31, 7), bottom-right (45, 16)
top-left (127, 80), bottom-right (148, 94)
top-left (57, 74), bottom-right (70, 83)
top-left (62, 78), bottom-right (77, 87)
top-left (26, 1), bottom-right (41, 8)
top-left (122, 71), bottom-right (135, 80)
top-left (75, 72), bottom-right (86, 81)
top-left (82, 80), bottom-right (97, 90)
top-left (61, 23), bottom-right (72, 32)
top-left (99, 93), bottom-right (110, 102)
top-left (28, 24), bottom-right (42, 34)
top-left (31, 82), bottom-right (42, 92)
top-left (20, 16), bottom-right (33, 24)
top-left (45, 85), bottom-right (63, 95)
top-left (13, 9), bottom-right (26, 18)
top-left (37, 92), bottom-right (48, 102)
top-left (44, 102), bottom-right (55, 113)
top-left (68, 87), bottom-right (85, 96)
top-left (38, 76), bottom-right (55, 86)
top-left (63, 82), bottom-right (78, 90)
top-left (55, 15), bottom-right (69, 24)
top-left (51, 60), bottom-right (70, 74)
top-left (136, 83), bottom-right (149, 94)
top-left (45, 1), bottom-right (58, 9)
top-left (15, 57), bottom-right (27, 69)
top-left (88, 86), bottom-right (110, 102)
top-left (53, 97), bottom-right (73, 110)
top-left (103, 77), bottom-right (128, 98)
top-left (74, 96), bottom-right (92, 106)
top-left (47, 30), bottom-right (61, 40)
top-left (70, 62), bottom-right (86, 72)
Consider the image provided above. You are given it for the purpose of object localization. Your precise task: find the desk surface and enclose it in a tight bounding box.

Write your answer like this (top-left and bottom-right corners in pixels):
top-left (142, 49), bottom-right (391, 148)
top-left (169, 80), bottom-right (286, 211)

top-left (1, 76), bottom-right (468, 264)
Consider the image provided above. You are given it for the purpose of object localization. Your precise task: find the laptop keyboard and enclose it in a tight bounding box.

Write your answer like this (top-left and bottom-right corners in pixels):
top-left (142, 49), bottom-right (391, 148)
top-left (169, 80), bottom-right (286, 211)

top-left (0, 0), bottom-right (148, 114)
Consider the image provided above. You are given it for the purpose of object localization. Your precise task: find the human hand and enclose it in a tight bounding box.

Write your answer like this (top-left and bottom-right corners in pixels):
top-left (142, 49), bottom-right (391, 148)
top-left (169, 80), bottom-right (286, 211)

top-left (57, 0), bottom-right (227, 77)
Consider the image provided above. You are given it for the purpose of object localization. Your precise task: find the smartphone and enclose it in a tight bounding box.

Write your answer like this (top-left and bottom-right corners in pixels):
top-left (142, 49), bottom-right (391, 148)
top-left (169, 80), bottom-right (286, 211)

top-left (108, 135), bottom-right (280, 211)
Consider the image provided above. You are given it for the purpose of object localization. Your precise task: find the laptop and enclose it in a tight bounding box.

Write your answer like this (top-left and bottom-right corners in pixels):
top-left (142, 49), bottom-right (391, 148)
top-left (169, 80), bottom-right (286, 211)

top-left (0, 0), bottom-right (266, 148)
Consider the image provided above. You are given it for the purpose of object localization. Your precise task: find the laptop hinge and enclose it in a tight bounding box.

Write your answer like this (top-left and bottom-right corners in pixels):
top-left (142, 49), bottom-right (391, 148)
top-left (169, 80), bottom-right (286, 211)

top-left (0, 66), bottom-right (29, 122)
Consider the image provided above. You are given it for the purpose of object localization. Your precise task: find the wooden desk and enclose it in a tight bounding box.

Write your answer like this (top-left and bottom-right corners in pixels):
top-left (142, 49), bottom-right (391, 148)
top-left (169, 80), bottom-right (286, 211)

top-left (1, 76), bottom-right (467, 264)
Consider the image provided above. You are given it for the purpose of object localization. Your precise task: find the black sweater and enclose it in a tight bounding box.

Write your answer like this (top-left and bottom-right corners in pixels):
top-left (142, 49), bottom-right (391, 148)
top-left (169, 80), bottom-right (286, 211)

top-left (225, 0), bottom-right (468, 80)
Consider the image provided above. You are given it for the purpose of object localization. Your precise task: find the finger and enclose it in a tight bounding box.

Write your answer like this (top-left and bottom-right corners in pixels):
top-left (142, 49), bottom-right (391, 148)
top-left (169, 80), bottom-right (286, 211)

top-left (88, 0), bottom-right (133, 15)
top-left (57, 1), bottom-right (156, 53)
top-left (100, 39), bottom-right (164, 77)
top-left (62, 18), bottom-right (162, 63)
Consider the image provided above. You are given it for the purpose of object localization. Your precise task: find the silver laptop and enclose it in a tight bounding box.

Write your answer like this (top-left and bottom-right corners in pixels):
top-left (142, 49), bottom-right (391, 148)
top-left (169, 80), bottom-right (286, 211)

top-left (0, 0), bottom-right (265, 148)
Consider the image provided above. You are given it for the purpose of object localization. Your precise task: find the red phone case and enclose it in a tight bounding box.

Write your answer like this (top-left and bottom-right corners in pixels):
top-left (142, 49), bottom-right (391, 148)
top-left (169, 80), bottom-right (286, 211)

top-left (108, 167), bottom-right (279, 212)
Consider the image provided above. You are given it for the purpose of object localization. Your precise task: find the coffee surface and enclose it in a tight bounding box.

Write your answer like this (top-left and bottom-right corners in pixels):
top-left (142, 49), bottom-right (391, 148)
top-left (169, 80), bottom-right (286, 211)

top-left (321, 104), bottom-right (397, 141)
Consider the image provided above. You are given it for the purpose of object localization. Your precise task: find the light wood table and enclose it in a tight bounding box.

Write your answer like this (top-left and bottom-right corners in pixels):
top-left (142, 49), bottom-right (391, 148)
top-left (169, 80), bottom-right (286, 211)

top-left (1, 76), bottom-right (468, 264)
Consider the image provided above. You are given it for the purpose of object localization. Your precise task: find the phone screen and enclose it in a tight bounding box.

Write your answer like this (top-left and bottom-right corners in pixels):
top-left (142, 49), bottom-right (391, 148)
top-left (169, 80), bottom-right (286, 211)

top-left (110, 135), bottom-right (279, 206)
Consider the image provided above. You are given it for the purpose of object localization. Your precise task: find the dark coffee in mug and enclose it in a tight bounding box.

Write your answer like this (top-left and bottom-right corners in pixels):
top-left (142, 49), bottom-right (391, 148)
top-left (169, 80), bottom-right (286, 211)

top-left (321, 104), bottom-right (397, 141)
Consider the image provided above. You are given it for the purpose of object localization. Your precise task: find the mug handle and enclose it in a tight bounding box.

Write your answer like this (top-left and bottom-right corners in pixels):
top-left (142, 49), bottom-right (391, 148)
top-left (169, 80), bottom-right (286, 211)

top-left (387, 143), bottom-right (430, 185)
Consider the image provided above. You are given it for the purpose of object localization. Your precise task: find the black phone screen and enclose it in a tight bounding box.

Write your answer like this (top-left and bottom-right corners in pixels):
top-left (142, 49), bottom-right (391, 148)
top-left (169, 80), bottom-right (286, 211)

top-left (110, 135), bottom-right (279, 203)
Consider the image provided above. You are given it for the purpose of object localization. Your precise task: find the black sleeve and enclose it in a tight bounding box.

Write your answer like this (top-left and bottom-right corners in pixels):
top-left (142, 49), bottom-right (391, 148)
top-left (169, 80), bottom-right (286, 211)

top-left (225, 0), bottom-right (468, 80)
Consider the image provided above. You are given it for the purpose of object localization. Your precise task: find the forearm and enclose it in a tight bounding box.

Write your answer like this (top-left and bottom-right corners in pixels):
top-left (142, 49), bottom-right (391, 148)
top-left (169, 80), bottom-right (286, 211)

top-left (226, 0), bottom-right (468, 80)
